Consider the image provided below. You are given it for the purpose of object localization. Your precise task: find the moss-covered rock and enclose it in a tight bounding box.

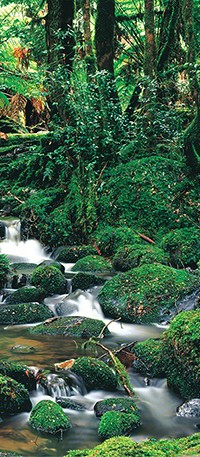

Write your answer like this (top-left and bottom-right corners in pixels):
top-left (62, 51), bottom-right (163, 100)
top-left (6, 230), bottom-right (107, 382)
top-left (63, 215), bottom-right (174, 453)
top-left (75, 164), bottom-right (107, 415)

top-left (94, 397), bottom-right (139, 417)
top-left (161, 227), bottom-right (200, 269)
top-left (30, 265), bottom-right (67, 295)
top-left (30, 316), bottom-right (110, 338)
top-left (63, 434), bottom-right (200, 457)
top-left (98, 264), bottom-right (199, 323)
top-left (71, 272), bottom-right (105, 291)
top-left (98, 411), bottom-right (141, 440)
top-left (29, 399), bottom-right (71, 434)
top-left (112, 244), bottom-right (169, 272)
top-left (162, 309), bottom-right (200, 399)
top-left (72, 357), bottom-right (118, 391)
top-left (0, 374), bottom-right (32, 416)
top-left (131, 339), bottom-right (166, 378)
top-left (0, 361), bottom-right (36, 390)
top-left (92, 225), bottom-right (143, 256)
top-left (53, 245), bottom-right (97, 262)
top-left (5, 286), bottom-right (45, 305)
top-left (56, 397), bottom-right (85, 411)
top-left (0, 254), bottom-right (9, 288)
top-left (0, 302), bottom-right (53, 325)
top-left (71, 255), bottom-right (112, 274)
top-left (38, 259), bottom-right (65, 274)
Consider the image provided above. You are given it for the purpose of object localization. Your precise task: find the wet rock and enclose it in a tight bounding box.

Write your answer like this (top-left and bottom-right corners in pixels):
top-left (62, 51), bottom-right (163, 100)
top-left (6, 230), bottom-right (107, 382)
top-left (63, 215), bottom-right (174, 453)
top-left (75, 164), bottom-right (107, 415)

top-left (5, 286), bottom-right (45, 305)
top-left (56, 397), bottom-right (85, 411)
top-left (30, 265), bottom-right (67, 295)
top-left (55, 302), bottom-right (78, 316)
top-left (30, 316), bottom-right (110, 338)
top-left (71, 272), bottom-right (105, 291)
top-left (0, 302), bottom-right (53, 325)
top-left (177, 399), bottom-right (200, 418)
top-left (94, 397), bottom-right (139, 417)
top-left (72, 357), bottom-right (118, 391)
top-left (11, 345), bottom-right (36, 354)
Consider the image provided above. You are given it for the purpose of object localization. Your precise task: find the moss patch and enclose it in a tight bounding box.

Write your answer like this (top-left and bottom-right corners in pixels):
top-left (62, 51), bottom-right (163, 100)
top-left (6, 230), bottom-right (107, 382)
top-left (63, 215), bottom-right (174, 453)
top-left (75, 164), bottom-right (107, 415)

top-left (161, 227), bottom-right (200, 269)
top-left (0, 302), bottom-right (53, 325)
top-left (53, 245), bottom-right (97, 262)
top-left (98, 410), bottom-right (141, 440)
top-left (0, 374), bottom-right (32, 416)
top-left (72, 357), bottom-right (118, 391)
top-left (92, 225), bottom-right (143, 257)
top-left (29, 399), bottom-right (71, 434)
top-left (30, 265), bottom-right (67, 295)
top-left (30, 316), bottom-right (110, 338)
top-left (71, 255), bottom-right (112, 274)
top-left (5, 287), bottom-right (45, 305)
top-left (112, 244), bottom-right (169, 272)
top-left (94, 397), bottom-right (139, 417)
top-left (131, 339), bottom-right (166, 377)
top-left (71, 272), bottom-right (105, 291)
top-left (0, 361), bottom-right (36, 391)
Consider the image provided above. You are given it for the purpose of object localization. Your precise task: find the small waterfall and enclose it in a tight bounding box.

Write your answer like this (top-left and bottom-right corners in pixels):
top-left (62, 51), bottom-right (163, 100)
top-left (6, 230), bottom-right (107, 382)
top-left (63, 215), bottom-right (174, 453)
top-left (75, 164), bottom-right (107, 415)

top-left (46, 374), bottom-right (71, 398)
top-left (5, 220), bottom-right (21, 243)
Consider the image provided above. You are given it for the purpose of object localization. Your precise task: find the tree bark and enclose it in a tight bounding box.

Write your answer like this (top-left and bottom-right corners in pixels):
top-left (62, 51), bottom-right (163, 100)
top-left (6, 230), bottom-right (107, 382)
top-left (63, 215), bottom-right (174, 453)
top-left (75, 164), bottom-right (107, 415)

top-left (95, 0), bottom-right (115, 74)
top-left (144, 0), bottom-right (156, 78)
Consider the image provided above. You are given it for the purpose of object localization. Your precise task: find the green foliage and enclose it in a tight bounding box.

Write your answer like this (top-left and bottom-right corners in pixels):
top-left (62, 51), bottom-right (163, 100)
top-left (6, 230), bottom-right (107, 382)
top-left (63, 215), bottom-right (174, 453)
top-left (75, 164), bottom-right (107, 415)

top-left (5, 286), bottom-right (45, 305)
top-left (0, 302), bottom-right (53, 325)
top-left (0, 374), bottom-right (31, 416)
top-left (0, 254), bottom-right (9, 288)
top-left (132, 339), bottom-right (166, 378)
top-left (94, 397), bottom-right (139, 417)
top-left (29, 400), bottom-right (71, 434)
top-left (72, 357), bottom-right (118, 391)
top-left (161, 227), bottom-right (200, 269)
top-left (92, 225), bottom-right (143, 256)
top-left (0, 361), bottom-right (35, 391)
top-left (98, 411), bottom-right (141, 440)
top-left (30, 265), bottom-right (67, 295)
top-left (98, 264), bottom-right (199, 323)
top-left (112, 244), bottom-right (169, 271)
top-left (72, 255), bottom-right (112, 274)
top-left (30, 316), bottom-right (110, 338)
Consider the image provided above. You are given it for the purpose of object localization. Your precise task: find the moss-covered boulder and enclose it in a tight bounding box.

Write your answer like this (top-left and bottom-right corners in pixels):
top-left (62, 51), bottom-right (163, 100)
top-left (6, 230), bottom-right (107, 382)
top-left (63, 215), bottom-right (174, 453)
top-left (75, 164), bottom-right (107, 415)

top-left (29, 399), bottom-right (71, 434)
top-left (112, 244), bottom-right (169, 272)
top-left (0, 361), bottom-right (36, 390)
top-left (0, 374), bottom-right (32, 416)
top-left (94, 397), bottom-right (139, 417)
top-left (5, 286), bottom-right (45, 305)
top-left (63, 433), bottom-right (200, 457)
top-left (98, 410), bottom-right (141, 440)
top-left (71, 272), bottom-right (105, 291)
top-left (56, 397), bottom-right (85, 411)
top-left (30, 316), bottom-right (110, 338)
top-left (30, 265), bottom-right (67, 295)
top-left (38, 259), bottom-right (65, 274)
top-left (162, 309), bottom-right (200, 399)
top-left (72, 357), bottom-right (118, 391)
top-left (131, 339), bottom-right (166, 378)
top-left (92, 225), bottom-right (143, 256)
top-left (53, 245), bottom-right (97, 262)
top-left (98, 264), bottom-right (199, 323)
top-left (161, 227), bottom-right (200, 269)
top-left (0, 302), bottom-right (53, 325)
top-left (0, 254), bottom-right (9, 288)
top-left (71, 255), bottom-right (112, 274)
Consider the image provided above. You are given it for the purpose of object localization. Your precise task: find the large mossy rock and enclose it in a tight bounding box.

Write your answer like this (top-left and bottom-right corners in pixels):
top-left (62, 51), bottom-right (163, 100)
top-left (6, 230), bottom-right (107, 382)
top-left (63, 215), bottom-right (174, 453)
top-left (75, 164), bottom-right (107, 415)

top-left (0, 374), bottom-right (32, 416)
top-left (30, 265), bottom-right (67, 295)
top-left (71, 272), bottom-right (105, 291)
top-left (112, 244), bottom-right (169, 272)
top-left (0, 302), bottom-right (53, 325)
top-left (30, 316), bottom-right (110, 338)
top-left (94, 397), bottom-right (139, 417)
top-left (162, 309), bottom-right (200, 399)
top-left (72, 357), bottom-right (118, 391)
top-left (0, 361), bottom-right (36, 390)
top-left (92, 225), bottom-right (143, 257)
top-left (0, 254), bottom-right (9, 288)
top-left (98, 264), bottom-right (199, 323)
top-left (71, 255), bottom-right (112, 274)
top-left (29, 400), bottom-right (71, 434)
top-left (5, 286), bottom-right (45, 305)
top-left (161, 227), bottom-right (200, 269)
top-left (131, 339), bottom-right (166, 378)
top-left (98, 410), bottom-right (141, 440)
top-left (53, 245), bottom-right (97, 262)
top-left (63, 434), bottom-right (200, 457)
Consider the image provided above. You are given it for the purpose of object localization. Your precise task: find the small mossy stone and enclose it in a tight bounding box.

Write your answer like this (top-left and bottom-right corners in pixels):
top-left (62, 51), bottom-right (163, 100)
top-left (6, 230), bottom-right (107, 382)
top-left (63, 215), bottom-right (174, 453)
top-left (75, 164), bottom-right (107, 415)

top-left (131, 339), bottom-right (166, 378)
top-left (56, 397), bottom-right (85, 411)
top-left (161, 228), bottom-right (200, 269)
top-left (0, 303), bottom-right (53, 325)
top-left (112, 244), bottom-right (169, 272)
top-left (94, 397), bottom-right (139, 417)
top-left (71, 272), bottom-right (105, 291)
top-left (71, 255), bottom-right (112, 274)
top-left (0, 361), bottom-right (36, 390)
top-left (30, 265), bottom-right (67, 295)
top-left (0, 374), bottom-right (32, 416)
top-left (5, 287), bottom-right (45, 305)
top-left (53, 245), bottom-right (97, 263)
top-left (29, 399), bottom-right (71, 434)
top-left (98, 410), bottom-right (141, 440)
top-left (72, 357), bottom-right (118, 391)
top-left (30, 316), bottom-right (110, 338)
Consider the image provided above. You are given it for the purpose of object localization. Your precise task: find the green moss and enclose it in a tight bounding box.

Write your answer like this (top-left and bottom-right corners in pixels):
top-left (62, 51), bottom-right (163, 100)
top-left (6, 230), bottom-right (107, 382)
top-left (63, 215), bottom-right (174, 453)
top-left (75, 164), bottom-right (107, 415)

top-left (98, 411), bottom-right (140, 440)
top-left (0, 374), bottom-right (32, 416)
top-left (64, 434), bottom-right (200, 457)
top-left (0, 254), bottom-right (9, 288)
top-left (112, 244), bottom-right (169, 271)
top-left (98, 264), bottom-right (199, 323)
top-left (30, 316), bottom-right (110, 338)
top-left (71, 272), bottom-right (105, 291)
top-left (0, 361), bottom-right (36, 391)
top-left (132, 339), bottom-right (166, 377)
top-left (71, 255), bottom-right (112, 274)
top-left (54, 245), bottom-right (97, 262)
top-left (72, 357), bottom-right (118, 391)
top-left (94, 397), bottom-right (139, 417)
top-left (0, 302), bottom-right (53, 325)
top-left (161, 227), bottom-right (200, 269)
top-left (5, 286), bottom-right (45, 305)
top-left (92, 225), bottom-right (143, 256)
top-left (29, 399), bottom-right (71, 434)
top-left (30, 265), bottom-right (67, 295)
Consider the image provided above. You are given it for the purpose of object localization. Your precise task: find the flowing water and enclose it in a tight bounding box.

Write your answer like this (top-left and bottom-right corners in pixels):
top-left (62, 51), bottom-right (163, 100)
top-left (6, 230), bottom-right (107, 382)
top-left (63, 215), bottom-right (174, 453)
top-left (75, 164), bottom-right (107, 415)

top-left (0, 220), bottom-right (199, 456)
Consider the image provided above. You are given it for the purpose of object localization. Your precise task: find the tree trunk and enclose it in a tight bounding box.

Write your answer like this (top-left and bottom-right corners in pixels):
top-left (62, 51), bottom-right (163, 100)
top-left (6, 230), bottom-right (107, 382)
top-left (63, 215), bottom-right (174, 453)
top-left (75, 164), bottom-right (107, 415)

top-left (82, 0), bottom-right (96, 75)
top-left (144, 0), bottom-right (156, 78)
top-left (157, 0), bottom-right (180, 72)
top-left (95, 0), bottom-right (115, 74)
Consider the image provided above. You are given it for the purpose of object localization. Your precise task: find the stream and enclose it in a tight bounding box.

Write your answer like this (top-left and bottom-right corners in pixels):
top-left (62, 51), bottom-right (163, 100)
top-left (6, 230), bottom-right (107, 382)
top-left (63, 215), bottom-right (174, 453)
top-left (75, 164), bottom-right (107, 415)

top-left (0, 219), bottom-right (198, 456)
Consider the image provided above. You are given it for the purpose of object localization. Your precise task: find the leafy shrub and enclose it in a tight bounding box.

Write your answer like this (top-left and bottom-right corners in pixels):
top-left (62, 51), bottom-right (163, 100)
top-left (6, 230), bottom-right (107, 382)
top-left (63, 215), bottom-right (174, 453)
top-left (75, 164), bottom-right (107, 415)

top-left (98, 411), bottom-right (141, 440)
top-left (0, 254), bottom-right (9, 288)
top-left (112, 244), bottom-right (169, 271)
top-left (29, 400), bottom-right (71, 434)
top-left (72, 357), bottom-right (118, 391)
top-left (92, 225), bottom-right (142, 256)
top-left (30, 265), bottom-right (67, 295)
top-left (161, 227), bottom-right (200, 269)
top-left (71, 255), bottom-right (112, 273)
